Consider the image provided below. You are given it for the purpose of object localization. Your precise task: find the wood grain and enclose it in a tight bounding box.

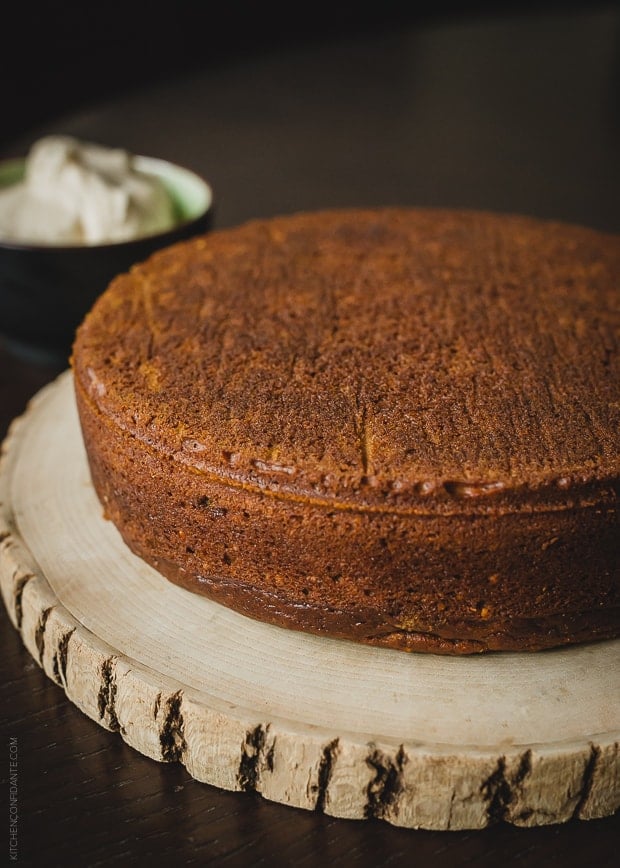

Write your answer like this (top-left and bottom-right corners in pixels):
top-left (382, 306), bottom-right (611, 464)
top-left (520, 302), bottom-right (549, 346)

top-left (1, 371), bottom-right (618, 831)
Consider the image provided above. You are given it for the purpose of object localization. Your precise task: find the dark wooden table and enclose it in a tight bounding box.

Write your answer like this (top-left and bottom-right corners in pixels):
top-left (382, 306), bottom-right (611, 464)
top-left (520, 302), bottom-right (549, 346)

top-left (1, 6), bottom-right (619, 865)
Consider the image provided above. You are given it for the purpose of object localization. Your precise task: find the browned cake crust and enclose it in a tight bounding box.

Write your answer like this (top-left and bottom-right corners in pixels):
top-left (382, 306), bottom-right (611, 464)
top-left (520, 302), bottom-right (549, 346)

top-left (71, 207), bottom-right (620, 653)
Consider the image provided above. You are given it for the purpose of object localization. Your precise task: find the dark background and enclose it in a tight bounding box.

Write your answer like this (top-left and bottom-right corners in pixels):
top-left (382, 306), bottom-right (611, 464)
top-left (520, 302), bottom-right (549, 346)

top-left (3, 0), bottom-right (617, 153)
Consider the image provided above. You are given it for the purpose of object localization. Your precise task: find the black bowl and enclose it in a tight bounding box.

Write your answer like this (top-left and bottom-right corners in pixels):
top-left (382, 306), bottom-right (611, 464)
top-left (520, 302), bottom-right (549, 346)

top-left (0, 155), bottom-right (214, 364)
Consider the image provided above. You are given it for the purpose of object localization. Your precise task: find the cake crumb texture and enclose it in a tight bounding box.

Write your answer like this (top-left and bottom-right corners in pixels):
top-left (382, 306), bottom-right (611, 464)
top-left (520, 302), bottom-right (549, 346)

top-left (72, 207), bottom-right (620, 653)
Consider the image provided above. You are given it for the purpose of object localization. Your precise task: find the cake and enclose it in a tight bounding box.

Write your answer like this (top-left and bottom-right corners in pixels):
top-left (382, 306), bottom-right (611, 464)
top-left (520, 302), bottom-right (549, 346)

top-left (71, 207), bottom-right (620, 654)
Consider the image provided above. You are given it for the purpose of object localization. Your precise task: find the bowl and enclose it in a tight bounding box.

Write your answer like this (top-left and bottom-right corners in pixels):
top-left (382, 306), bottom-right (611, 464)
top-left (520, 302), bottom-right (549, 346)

top-left (0, 153), bottom-right (214, 364)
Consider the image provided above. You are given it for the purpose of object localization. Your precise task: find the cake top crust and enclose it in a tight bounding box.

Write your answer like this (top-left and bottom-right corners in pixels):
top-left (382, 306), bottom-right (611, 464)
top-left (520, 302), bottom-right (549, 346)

top-left (72, 207), bottom-right (620, 514)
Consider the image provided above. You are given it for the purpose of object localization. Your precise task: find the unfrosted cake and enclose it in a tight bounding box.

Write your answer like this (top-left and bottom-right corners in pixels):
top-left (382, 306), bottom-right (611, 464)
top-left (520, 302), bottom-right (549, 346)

top-left (71, 207), bottom-right (619, 654)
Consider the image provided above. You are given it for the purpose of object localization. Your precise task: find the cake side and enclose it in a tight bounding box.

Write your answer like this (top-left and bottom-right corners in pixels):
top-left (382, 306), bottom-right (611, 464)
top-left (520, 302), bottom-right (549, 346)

top-left (74, 378), bottom-right (619, 653)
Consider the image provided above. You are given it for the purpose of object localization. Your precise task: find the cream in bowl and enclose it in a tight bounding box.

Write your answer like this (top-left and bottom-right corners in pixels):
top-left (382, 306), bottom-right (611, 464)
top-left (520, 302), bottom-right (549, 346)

top-left (0, 135), bottom-right (214, 362)
top-left (0, 135), bottom-right (179, 245)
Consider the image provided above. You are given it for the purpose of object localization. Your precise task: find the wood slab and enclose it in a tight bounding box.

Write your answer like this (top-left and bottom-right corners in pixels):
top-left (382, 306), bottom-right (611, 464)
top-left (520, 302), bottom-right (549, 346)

top-left (1, 371), bottom-right (618, 831)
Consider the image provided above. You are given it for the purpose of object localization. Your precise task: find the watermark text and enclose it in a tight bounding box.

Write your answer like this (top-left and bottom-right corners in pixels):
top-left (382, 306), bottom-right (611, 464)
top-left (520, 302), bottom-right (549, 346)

top-left (8, 737), bottom-right (18, 861)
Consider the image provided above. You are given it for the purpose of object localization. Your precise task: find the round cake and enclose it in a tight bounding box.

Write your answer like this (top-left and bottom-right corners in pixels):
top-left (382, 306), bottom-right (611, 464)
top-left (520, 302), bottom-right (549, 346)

top-left (71, 207), bottom-right (620, 654)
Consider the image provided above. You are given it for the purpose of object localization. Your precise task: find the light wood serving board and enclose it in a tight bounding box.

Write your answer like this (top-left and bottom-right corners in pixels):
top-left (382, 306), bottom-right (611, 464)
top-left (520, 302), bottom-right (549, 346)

top-left (1, 371), bottom-right (618, 830)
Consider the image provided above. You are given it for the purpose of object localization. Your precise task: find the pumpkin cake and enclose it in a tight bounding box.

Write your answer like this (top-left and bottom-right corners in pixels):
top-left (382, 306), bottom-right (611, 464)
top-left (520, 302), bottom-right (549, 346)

top-left (71, 207), bottom-right (620, 654)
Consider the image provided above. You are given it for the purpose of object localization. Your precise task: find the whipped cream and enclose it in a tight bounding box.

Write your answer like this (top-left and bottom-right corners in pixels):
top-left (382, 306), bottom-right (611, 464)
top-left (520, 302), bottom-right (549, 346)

top-left (0, 135), bottom-right (176, 245)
